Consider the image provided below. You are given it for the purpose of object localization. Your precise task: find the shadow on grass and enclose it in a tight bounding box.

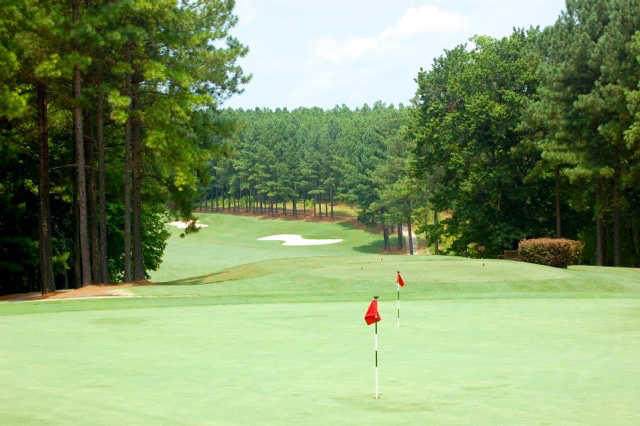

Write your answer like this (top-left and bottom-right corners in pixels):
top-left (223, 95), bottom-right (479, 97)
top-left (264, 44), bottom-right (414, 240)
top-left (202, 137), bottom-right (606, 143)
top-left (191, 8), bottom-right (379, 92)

top-left (158, 256), bottom-right (345, 286)
top-left (334, 221), bottom-right (410, 255)
top-left (158, 263), bottom-right (267, 286)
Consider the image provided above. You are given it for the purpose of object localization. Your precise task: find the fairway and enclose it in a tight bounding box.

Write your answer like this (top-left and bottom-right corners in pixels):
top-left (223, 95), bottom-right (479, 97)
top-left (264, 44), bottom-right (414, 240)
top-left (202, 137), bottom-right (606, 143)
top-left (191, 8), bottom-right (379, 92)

top-left (2, 213), bottom-right (640, 425)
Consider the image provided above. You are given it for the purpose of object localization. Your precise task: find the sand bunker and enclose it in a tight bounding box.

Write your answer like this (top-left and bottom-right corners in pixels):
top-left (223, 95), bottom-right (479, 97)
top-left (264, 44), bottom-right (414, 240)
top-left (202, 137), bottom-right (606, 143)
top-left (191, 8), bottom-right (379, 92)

top-left (258, 234), bottom-right (343, 246)
top-left (167, 221), bottom-right (209, 229)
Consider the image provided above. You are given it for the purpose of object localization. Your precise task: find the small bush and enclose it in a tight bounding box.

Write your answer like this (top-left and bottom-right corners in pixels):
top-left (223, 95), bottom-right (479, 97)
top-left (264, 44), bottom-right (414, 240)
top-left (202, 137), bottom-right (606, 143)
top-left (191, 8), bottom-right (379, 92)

top-left (518, 238), bottom-right (583, 268)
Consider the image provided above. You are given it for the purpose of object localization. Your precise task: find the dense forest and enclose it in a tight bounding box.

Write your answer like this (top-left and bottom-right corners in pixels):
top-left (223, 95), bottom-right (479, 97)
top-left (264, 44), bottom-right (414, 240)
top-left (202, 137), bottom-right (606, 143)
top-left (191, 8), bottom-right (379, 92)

top-left (200, 104), bottom-right (417, 253)
top-left (0, 0), bottom-right (248, 295)
top-left (1, 0), bottom-right (639, 295)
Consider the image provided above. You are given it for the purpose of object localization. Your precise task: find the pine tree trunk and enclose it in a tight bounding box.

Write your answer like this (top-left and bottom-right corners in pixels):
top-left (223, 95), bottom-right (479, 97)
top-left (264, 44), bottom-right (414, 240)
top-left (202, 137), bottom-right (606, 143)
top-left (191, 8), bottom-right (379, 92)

top-left (614, 204), bottom-right (621, 266)
top-left (85, 114), bottom-right (100, 283)
top-left (596, 219), bottom-right (604, 266)
top-left (603, 224), bottom-right (609, 267)
top-left (74, 73), bottom-right (92, 285)
top-left (123, 49), bottom-right (133, 282)
top-left (433, 211), bottom-right (439, 255)
top-left (132, 100), bottom-right (145, 281)
top-left (383, 225), bottom-right (390, 252)
top-left (97, 84), bottom-right (109, 283)
top-left (555, 166), bottom-right (562, 238)
top-left (330, 186), bottom-right (334, 218)
top-left (37, 83), bottom-right (54, 294)
top-left (397, 223), bottom-right (403, 250)
top-left (408, 220), bottom-right (414, 255)
top-left (73, 187), bottom-right (81, 288)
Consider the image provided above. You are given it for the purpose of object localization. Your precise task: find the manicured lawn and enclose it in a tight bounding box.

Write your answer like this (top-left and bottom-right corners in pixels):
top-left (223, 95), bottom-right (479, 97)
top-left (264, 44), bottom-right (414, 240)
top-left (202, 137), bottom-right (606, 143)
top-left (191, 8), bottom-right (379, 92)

top-left (2, 213), bottom-right (640, 424)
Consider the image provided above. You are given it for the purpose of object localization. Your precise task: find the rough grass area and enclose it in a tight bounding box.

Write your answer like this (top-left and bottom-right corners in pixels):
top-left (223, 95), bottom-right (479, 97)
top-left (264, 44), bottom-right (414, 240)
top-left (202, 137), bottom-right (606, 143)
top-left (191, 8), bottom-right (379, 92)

top-left (1, 213), bottom-right (640, 425)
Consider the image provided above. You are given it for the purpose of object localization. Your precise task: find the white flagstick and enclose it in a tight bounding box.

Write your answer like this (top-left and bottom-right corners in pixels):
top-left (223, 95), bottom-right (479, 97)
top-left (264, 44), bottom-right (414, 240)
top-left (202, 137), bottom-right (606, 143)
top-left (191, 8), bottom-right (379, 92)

top-left (375, 310), bottom-right (379, 399)
top-left (397, 271), bottom-right (401, 328)
top-left (374, 295), bottom-right (379, 399)
top-left (397, 280), bottom-right (400, 328)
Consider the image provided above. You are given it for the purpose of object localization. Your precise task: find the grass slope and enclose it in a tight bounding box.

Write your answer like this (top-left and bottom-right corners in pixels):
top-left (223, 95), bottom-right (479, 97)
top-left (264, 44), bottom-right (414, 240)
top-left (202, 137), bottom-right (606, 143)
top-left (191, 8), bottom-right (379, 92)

top-left (2, 212), bottom-right (640, 425)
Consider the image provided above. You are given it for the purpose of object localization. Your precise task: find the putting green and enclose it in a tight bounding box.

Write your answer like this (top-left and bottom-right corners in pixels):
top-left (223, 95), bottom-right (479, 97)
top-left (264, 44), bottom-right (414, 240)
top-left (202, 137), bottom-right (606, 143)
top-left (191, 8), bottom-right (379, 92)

top-left (2, 213), bottom-right (640, 424)
top-left (2, 299), bottom-right (639, 424)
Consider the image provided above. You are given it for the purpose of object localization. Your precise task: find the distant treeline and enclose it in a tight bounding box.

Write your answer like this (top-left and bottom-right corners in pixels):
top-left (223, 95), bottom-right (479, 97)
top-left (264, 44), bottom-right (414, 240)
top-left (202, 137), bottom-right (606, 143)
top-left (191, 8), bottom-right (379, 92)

top-left (210, 1), bottom-right (640, 266)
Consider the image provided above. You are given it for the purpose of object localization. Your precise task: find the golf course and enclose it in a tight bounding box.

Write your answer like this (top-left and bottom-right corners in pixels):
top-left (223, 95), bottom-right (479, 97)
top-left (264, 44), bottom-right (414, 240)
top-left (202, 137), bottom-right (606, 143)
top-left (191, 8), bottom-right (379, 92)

top-left (1, 212), bottom-right (639, 425)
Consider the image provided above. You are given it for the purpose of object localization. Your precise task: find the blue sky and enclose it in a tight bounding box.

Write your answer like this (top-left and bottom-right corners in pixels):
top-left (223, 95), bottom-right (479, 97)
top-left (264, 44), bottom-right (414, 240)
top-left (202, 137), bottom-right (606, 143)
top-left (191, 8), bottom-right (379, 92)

top-left (224, 0), bottom-right (567, 110)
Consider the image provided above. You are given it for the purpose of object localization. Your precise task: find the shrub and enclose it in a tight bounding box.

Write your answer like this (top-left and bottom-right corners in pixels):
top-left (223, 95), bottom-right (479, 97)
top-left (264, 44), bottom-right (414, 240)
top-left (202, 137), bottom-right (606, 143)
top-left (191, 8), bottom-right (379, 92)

top-left (518, 238), bottom-right (583, 268)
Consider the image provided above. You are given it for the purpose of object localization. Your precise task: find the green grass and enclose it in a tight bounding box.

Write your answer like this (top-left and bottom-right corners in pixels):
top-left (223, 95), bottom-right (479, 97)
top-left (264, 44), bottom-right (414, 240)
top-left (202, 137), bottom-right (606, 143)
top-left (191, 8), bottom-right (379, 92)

top-left (2, 212), bottom-right (640, 425)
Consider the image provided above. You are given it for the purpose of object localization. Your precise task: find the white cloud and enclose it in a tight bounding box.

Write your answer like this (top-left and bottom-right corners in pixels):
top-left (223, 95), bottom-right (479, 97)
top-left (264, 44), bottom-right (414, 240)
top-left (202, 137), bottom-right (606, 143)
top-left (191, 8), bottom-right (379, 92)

top-left (381, 5), bottom-right (467, 39)
top-left (313, 4), bottom-right (467, 63)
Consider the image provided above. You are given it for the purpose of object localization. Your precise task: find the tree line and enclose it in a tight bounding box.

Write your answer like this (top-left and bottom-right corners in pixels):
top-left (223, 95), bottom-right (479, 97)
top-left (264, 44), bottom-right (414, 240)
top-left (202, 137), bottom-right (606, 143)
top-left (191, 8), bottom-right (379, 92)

top-left (200, 104), bottom-right (423, 252)
top-left (410, 0), bottom-right (639, 265)
top-left (2, 0), bottom-right (638, 296)
top-left (208, 0), bottom-right (639, 266)
top-left (0, 0), bottom-right (248, 295)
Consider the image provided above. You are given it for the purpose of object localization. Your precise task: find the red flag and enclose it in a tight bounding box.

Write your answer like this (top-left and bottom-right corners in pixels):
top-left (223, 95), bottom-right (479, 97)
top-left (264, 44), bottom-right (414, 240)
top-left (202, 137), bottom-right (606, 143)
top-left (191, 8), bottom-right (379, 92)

top-left (364, 299), bottom-right (381, 325)
top-left (397, 272), bottom-right (405, 287)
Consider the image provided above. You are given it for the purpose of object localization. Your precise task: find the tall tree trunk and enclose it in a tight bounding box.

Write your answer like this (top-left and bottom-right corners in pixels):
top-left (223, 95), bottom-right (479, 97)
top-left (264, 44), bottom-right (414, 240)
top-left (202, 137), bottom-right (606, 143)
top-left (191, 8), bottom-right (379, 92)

top-left (383, 225), bottom-right (390, 252)
top-left (73, 38), bottom-right (92, 285)
top-left (132, 100), bottom-right (145, 281)
top-left (555, 166), bottom-right (562, 238)
top-left (37, 83), bottom-right (54, 294)
top-left (73, 184), bottom-right (81, 288)
top-left (330, 185), bottom-right (334, 218)
top-left (397, 223), bottom-right (403, 250)
top-left (85, 113), bottom-right (100, 283)
top-left (123, 49), bottom-right (133, 282)
top-left (613, 173), bottom-right (621, 267)
top-left (96, 82), bottom-right (109, 283)
top-left (603, 223), bottom-right (609, 267)
top-left (596, 219), bottom-right (604, 266)
top-left (433, 211), bottom-right (439, 255)
top-left (614, 207), bottom-right (621, 267)
top-left (425, 210), bottom-right (431, 249)
top-left (407, 219), bottom-right (414, 255)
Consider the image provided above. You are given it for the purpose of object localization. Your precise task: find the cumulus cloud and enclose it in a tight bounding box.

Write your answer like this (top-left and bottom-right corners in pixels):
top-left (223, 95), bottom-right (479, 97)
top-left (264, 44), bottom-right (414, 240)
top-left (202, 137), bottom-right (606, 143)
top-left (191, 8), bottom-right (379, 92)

top-left (382, 4), bottom-right (466, 39)
top-left (314, 4), bottom-right (467, 63)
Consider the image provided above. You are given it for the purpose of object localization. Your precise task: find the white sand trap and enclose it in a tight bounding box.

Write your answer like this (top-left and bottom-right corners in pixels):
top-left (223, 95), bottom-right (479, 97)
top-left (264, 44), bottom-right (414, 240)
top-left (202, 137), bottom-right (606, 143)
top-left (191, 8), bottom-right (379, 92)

top-left (166, 221), bottom-right (209, 229)
top-left (258, 234), bottom-right (343, 246)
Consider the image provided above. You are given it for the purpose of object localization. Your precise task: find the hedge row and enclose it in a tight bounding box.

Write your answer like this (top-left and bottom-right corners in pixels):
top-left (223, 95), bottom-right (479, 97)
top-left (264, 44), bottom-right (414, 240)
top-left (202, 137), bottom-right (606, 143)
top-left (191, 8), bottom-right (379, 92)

top-left (518, 238), bottom-right (583, 268)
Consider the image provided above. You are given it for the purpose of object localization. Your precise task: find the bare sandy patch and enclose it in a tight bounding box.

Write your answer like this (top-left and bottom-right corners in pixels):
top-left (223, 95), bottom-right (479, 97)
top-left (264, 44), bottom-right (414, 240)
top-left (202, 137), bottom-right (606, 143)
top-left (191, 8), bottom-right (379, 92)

top-left (257, 234), bottom-right (343, 246)
top-left (0, 281), bottom-right (154, 302)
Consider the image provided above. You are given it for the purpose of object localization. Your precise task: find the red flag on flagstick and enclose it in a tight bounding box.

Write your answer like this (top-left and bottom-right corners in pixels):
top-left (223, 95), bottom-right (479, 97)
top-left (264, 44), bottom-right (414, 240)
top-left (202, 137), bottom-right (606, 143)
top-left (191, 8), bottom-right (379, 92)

top-left (364, 299), bottom-right (381, 325)
top-left (397, 271), bottom-right (405, 287)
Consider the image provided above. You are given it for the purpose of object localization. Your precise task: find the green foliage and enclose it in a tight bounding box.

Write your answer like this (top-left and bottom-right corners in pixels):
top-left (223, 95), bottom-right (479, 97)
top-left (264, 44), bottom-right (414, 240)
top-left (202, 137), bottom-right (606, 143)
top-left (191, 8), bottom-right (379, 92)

top-left (106, 201), bottom-right (170, 282)
top-left (524, 0), bottom-right (640, 265)
top-left (203, 103), bottom-right (408, 223)
top-left (0, 0), bottom-right (249, 290)
top-left (518, 238), bottom-right (584, 268)
top-left (409, 29), bottom-right (550, 257)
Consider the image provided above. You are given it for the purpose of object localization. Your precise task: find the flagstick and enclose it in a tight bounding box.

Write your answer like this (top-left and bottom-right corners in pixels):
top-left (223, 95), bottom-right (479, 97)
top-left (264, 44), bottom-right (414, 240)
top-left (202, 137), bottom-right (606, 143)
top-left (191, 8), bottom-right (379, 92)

top-left (397, 280), bottom-right (400, 328)
top-left (374, 295), bottom-right (379, 399)
top-left (375, 316), bottom-right (379, 399)
top-left (397, 271), bottom-right (401, 328)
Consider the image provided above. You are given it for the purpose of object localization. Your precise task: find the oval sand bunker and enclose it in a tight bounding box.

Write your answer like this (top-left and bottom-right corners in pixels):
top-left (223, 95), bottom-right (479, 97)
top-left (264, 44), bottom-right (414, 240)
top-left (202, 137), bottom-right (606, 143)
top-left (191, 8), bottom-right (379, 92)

top-left (257, 234), bottom-right (343, 246)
